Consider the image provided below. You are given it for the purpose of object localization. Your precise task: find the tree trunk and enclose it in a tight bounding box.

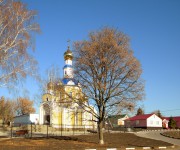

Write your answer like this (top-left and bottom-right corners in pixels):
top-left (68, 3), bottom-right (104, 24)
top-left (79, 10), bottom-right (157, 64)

top-left (98, 120), bottom-right (104, 144)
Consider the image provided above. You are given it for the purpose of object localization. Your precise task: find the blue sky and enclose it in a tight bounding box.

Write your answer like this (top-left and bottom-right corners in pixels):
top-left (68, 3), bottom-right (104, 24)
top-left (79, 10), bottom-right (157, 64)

top-left (1, 0), bottom-right (180, 116)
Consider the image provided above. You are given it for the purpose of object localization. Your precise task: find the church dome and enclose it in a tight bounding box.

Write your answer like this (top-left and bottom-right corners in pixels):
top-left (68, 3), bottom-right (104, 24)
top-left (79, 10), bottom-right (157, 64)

top-left (64, 47), bottom-right (73, 60)
top-left (47, 81), bottom-right (54, 90)
top-left (56, 80), bottom-right (63, 86)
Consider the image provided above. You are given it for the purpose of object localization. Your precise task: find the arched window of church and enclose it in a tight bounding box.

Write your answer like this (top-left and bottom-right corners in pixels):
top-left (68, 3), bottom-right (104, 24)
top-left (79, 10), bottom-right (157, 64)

top-left (76, 93), bottom-right (80, 99)
top-left (69, 92), bottom-right (72, 98)
top-left (46, 98), bottom-right (48, 101)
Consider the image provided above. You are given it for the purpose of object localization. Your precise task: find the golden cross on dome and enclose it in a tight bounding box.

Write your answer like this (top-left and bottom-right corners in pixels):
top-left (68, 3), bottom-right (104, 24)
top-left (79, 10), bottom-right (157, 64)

top-left (67, 39), bottom-right (70, 49)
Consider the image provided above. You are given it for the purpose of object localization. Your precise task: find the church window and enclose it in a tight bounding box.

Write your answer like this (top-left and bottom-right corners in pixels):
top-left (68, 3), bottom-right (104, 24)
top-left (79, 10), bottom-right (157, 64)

top-left (78, 111), bottom-right (82, 126)
top-left (59, 92), bottom-right (61, 100)
top-left (76, 93), bottom-right (80, 99)
top-left (71, 112), bottom-right (75, 126)
top-left (46, 98), bottom-right (48, 101)
top-left (69, 92), bottom-right (72, 98)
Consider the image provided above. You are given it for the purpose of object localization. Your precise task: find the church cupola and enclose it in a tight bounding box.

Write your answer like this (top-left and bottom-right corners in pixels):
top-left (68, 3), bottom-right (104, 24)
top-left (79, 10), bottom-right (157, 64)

top-left (64, 46), bottom-right (73, 61)
top-left (63, 46), bottom-right (74, 78)
top-left (47, 81), bottom-right (54, 94)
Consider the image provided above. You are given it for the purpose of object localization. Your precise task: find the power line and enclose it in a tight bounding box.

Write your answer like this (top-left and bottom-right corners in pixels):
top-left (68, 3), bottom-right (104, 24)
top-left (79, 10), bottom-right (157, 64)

top-left (160, 109), bottom-right (180, 112)
top-left (146, 108), bottom-right (180, 114)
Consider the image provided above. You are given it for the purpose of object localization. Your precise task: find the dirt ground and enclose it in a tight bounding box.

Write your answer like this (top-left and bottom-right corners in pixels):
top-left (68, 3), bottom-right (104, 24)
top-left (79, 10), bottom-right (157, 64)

top-left (0, 133), bottom-right (173, 150)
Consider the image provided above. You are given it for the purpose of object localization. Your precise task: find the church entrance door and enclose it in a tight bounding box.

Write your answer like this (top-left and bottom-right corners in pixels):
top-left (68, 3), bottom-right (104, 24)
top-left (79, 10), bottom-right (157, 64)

top-left (43, 104), bottom-right (50, 125)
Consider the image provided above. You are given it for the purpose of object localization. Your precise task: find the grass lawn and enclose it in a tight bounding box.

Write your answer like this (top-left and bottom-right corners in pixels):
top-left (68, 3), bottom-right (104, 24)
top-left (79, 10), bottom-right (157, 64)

top-left (161, 131), bottom-right (180, 139)
top-left (0, 133), bottom-right (173, 150)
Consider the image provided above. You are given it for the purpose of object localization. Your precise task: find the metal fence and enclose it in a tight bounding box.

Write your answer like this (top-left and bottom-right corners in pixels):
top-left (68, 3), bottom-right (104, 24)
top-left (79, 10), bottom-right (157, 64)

top-left (0, 123), bottom-right (96, 138)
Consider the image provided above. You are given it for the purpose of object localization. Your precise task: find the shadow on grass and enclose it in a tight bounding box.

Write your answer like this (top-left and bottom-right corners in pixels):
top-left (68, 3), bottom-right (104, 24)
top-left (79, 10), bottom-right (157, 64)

top-left (30, 136), bottom-right (78, 141)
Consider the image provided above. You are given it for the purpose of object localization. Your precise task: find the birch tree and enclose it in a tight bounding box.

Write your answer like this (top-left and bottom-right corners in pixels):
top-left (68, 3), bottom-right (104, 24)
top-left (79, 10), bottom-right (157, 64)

top-left (73, 27), bottom-right (144, 144)
top-left (0, 0), bottom-right (40, 88)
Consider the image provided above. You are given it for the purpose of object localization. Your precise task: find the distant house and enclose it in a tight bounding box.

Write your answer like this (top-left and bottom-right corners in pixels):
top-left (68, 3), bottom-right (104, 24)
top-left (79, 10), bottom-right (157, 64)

top-left (107, 114), bottom-right (129, 128)
top-left (162, 116), bottom-right (180, 129)
top-left (13, 114), bottom-right (39, 125)
top-left (162, 117), bottom-right (169, 129)
top-left (124, 114), bottom-right (162, 129)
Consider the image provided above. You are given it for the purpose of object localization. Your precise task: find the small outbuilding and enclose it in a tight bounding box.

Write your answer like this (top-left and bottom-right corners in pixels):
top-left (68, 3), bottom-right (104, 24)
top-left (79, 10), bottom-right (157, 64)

top-left (162, 117), bottom-right (169, 129)
top-left (107, 114), bottom-right (128, 128)
top-left (13, 114), bottom-right (39, 125)
top-left (162, 116), bottom-right (180, 129)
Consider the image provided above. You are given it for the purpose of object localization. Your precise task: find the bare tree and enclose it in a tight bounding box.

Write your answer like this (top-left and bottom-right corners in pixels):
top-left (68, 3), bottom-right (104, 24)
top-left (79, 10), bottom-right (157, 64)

top-left (15, 97), bottom-right (35, 115)
top-left (73, 27), bottom-right (144, 144)
top-left (0, 0), bottom-right (40, 88)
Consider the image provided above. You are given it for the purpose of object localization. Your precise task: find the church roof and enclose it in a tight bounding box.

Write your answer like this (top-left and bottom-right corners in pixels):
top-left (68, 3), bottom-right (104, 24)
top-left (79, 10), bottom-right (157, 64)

top-left (62, 78), bottom-right (78, 85)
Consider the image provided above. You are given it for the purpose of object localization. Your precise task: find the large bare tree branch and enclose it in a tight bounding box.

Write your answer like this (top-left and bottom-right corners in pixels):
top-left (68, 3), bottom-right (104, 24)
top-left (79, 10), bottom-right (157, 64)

top-left (0, 0), bottom-right (40, 89)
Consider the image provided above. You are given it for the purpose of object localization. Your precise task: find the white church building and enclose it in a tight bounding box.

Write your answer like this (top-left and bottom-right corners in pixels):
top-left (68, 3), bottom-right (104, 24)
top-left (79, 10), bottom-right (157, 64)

top-left (39, 46), bottom-right (96, 129)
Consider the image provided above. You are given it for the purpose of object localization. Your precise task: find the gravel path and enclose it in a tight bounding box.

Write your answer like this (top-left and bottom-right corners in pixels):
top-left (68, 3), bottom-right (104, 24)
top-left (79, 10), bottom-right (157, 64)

top-left (135, 131), bottom-right (180, 146)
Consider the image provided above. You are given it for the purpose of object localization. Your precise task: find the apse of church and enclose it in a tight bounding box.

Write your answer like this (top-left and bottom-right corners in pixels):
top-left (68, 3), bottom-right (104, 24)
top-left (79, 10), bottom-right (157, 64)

top-left (39, 46), bottom-right (96, 128)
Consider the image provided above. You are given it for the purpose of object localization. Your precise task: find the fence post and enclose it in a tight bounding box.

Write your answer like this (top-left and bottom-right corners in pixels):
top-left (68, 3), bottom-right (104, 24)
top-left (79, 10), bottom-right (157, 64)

top-left (84, 125), bottom-right (85, 134)
top-left (73, 124), bottom-right (74, 135)
top-left (31, 122), bottom-right (32, 138)
top-left (47, 123), bottom-right (48, 138)
top-left (10, 122), bottom-right (12, 138)
top-left (64, 124), bottom-right (65, 136)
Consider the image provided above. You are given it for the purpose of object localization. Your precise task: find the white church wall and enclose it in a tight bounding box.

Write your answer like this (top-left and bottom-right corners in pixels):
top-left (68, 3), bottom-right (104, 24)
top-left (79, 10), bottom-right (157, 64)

top-left (39, 105), bottom-right (44, 125)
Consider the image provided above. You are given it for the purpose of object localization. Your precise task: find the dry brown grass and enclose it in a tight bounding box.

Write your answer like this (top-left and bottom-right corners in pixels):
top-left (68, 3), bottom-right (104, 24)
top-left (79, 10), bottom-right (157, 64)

top-left (161, 131), bottom-right (180, 139)
top-left (0, 133), bottom-right (173, 150)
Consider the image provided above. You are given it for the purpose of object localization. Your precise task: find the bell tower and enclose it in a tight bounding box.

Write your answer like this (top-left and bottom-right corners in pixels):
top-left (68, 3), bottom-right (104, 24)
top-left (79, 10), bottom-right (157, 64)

top-left (63, 46), bottom-right (73, 78)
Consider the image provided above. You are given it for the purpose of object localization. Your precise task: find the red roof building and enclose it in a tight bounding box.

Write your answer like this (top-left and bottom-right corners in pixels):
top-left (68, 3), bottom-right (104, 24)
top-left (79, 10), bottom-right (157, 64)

top-left (173, 117), bottom-right (180, 128)
top-left (124, 114), bottom-right (162, 129)
top-left (162, 116), bottom-right (180, 129)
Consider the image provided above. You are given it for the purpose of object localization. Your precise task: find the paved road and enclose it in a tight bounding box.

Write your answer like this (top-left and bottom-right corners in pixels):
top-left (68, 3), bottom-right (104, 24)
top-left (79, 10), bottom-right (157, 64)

top-left (135, 131), bottom-right (180, 146)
